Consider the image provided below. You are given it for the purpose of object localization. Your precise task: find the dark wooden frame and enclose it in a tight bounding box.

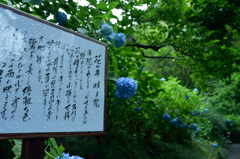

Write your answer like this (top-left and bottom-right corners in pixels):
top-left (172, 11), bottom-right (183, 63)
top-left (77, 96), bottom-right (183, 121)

top-left (0, 2), bottom-right (108, 140)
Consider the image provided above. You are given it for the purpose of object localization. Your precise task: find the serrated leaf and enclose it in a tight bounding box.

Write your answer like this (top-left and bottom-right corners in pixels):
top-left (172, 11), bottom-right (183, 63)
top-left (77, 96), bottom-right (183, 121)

top-left (49, 138), bottom-right (58, 149)
top-left (11, 139), bottom-right (22, 158)
top-left (57, 144), bottom-right (65, 158)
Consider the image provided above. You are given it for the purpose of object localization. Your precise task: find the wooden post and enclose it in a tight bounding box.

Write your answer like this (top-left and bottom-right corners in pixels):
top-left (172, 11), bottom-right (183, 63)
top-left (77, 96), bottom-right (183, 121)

top-left (21, 138), bottom-right (45, 159)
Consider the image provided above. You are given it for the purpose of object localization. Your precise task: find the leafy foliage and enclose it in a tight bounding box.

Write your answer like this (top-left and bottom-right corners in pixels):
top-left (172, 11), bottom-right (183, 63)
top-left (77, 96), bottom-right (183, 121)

top-left (0, 0), bottom-right (238, 158)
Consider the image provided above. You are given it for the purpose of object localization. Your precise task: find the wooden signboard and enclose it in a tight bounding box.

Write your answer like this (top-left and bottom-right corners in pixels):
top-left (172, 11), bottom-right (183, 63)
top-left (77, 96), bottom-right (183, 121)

top-left (0, 3), bottom-right (108, 140)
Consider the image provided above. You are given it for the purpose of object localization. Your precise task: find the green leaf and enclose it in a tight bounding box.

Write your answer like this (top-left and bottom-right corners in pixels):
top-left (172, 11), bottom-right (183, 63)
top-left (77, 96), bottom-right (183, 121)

top-left (121, 16), bottom-right (130, 26)
top-left (30, 13), bottom-right (41, 18)
top-left (112, 56), bottom-right (118, 72)
top-left (77, 28), bottom-right (88, 34)
top-left (57, 144), bottom-right (65, 158)
top-left (6, 0), bottom-right (15, 8)
top-left (109, 2), bottom-right (118, 10)
top-left (125, 27), bottom-right (134, 34)
top-left (12, 139), bottom-right (22, 159)
top-left (107, 71), bottom-right (118, 82)
top-left (87, 24), bottom-right (92, 32)
top-left (113, 26), bottom-right (118, 34)
top-left (96, 29), bottom-right (103, 39)
top-left (49, 147), bottom-right (58, 157)
top-left (101, 19), bottom-right (107, 25)
top-left (96, 1), bottom-right (108, 10)
top-left (49, 138), bottom-right (58, 149)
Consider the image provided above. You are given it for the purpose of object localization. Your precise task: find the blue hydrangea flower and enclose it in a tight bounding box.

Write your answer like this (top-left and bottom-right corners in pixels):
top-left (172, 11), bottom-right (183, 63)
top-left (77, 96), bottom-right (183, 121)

top-left (55, 12), bottom-right (68, 26)
top-left (190, 110), bottom-right (201, 116)
top-left (180, 122), bottom-right (187, 128)
top-left (213, 143), bottom-right (218, 147)
top-left (160, 78), bottom-right (166, 81)
top-left (196, 110), bottom-right (200, 116)
top-left (227, 119), bottom-right (231, 122)
top-left (237, 114), bottom-right (238, 117)
top-left (234, 120), bottom-right (236, 123)
top-left (197, 140), bottom-right (200, 142)
top-left (197, 128), bottom-right (200, 133)
top-left (134, 107), bottom-right (140, 113)
top-left (230, 123), bottom-right (233, 126)
top-left (204, 108), bottom-right (208, 113)
top-left (106, 31), bottom-right (116, 42)
top-left (185, 95), bottom-right (189, 100)
top-left (190, 123), bottom-right (198, 130)
top-left (172, 117), bottom-right (181, 127)
top-left (191, 133), bottom-right (195, 140)
top-left (163, 114), bottom-right (171, 121)
top-left (193, 88), bottom-right (198, 92)
top-left (100, 24), bottom-right (113, 36)
top-left (115, 77), bottom-right (137, 99)
top-left (58, 152), bottom-right (84, 159)
top-left (113, 33), bottom-right (126, 48)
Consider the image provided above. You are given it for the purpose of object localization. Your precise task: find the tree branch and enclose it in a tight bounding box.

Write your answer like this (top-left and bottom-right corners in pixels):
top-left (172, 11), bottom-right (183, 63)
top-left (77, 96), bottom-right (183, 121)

top-left (126, 42), bottom-right (166, 51)
top-left (141, 51), bottom-right (179, 60)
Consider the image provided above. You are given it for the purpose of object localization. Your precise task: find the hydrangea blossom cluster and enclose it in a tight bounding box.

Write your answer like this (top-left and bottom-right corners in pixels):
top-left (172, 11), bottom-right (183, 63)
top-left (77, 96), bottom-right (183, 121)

top-left (160, 78), bottom-right (166, 81)
top-left (190, 123), bottom-right (198, 130)
top-left (57, 152), bottom-right (84, 159)
top-left (115, 77), bottom-right (137, 99)
top-left (193, 88), bottom-right (198, 92)
top-left (100, 24), bottom-right (113, 36)
top-left (134, 107), bottom-right (140, 113)
top-left (226, 119), bottom-right (231, 122)
top-left (197, 128), bottom-right (200, 133)
top-left (230, 123), bottom-right (233, 126)
top-left (212, 143), bottom-right (218, 147)
top-left (185, 95), bottom-right (189, 100)
top-left (171, 117), bottom-right (187, 128)
top-left (237, 114), bottom-right (238, 117)
top-left (55, 12), bottom-right (68, 26)
top-left (172, 117), bottom-right (181, 127)
top-left (163, 114), bottom-right (171, 121)
top-left (180, 122), bottom-right (187, 128)
top-left (99, 23), bottom-right (126, 48)
top-left (191, 133), bottom-right (195, 140)
top-left (204, 108), bottom-right (208, 113)
top-left (190, 110), bottom-right (201, 116)
top-left (113, 33), bottom-right (126, 48)
top-left (106, 31), bottom-right (116, 42)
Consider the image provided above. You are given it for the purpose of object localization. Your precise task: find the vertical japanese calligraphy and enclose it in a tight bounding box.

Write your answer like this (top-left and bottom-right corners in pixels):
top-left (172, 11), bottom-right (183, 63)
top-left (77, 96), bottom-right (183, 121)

top-left (0, 6), bottom-right (106, 134)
